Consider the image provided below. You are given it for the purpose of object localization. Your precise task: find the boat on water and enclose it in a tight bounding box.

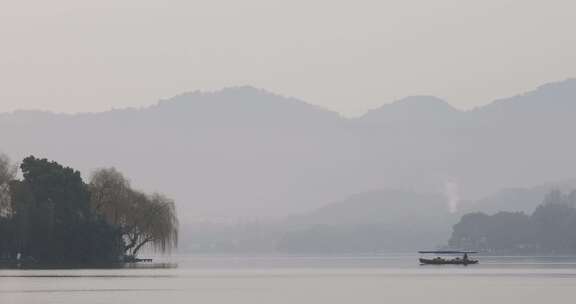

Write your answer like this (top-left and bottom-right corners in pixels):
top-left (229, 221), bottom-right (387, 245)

top-left (418, 250), bottom-right (478, 265)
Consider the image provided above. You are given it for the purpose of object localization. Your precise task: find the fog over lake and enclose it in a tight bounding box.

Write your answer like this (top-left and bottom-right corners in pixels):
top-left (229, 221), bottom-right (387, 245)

top-left (2, 1), bottom-right (576, 303)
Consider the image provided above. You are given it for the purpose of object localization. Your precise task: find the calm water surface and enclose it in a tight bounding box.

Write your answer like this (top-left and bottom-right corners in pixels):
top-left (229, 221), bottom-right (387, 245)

top-left (2, 255), bottom-right (576, 304)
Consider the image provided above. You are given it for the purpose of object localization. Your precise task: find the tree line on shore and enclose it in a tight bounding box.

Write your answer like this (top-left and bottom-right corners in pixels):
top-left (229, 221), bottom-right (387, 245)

top-left (0, 154), bottom-right (178, 264)
top-left (450, 190), bottom-right (576, 254)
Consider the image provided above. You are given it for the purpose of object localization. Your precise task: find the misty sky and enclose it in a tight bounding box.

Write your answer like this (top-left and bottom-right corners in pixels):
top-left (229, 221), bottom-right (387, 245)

top-left (1, 0), bottom-right (575, 116)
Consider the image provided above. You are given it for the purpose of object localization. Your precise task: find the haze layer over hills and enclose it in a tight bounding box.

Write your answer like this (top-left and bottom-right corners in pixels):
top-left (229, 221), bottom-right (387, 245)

top-left (1, 79), bottom-right (576, 224)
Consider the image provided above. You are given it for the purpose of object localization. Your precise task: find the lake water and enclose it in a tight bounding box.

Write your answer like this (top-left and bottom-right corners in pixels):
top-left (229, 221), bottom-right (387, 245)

top-left (2, 255), bottom-right (576, 304)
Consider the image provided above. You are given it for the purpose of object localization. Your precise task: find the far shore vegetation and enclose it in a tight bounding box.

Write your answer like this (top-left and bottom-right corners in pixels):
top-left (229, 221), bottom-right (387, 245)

top-left (0, 154), bottom-right (178, 265)
top-left (450, 190), bottom-right (576, 255)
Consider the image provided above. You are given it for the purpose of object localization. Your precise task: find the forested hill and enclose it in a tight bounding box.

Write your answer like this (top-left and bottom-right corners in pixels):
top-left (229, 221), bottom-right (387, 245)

top-left (450, 190), bottom-right (576, 254)
top-left (1, 80), bottom-right (576, 221)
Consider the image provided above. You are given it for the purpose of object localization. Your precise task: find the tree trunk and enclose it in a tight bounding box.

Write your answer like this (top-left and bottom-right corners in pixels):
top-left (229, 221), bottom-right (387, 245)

top-left (132, 237), bottom-right (152, 257)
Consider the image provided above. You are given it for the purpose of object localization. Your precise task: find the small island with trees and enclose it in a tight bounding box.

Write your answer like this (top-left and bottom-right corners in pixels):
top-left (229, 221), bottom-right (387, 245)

top-left (0, 154), bottom-right (178, 267)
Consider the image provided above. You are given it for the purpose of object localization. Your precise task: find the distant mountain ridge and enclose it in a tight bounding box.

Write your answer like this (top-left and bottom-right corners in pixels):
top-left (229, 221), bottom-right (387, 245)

top-left (1, 79), bottom-right (575, 222)
top-left (3, 79), bottom-right (576, 125)
top-left (4, 78), bottom-right (576, 121)
top-left (477, 79), bottom-right (576, 113)
top-left (280, 189), bottom-right (455, 251)
top-left (359, 96), bottom-right (460, 125)
top-left (148, 86), bottom-right (343, 127)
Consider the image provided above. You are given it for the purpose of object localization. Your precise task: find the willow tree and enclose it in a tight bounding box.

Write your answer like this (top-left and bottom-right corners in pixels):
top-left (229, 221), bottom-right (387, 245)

top-left (0, 154), bottom-right (16, 184)
top-left (89, 168), bottom-right (132, 225)
top-left (123, 191), bottom-right (178, 256)
top-left (89, 168), bottom-right (178, 257)
top-left (0, 154), bottom-right (17, 217)
top-left (0, 154), bottom-right (17, 255)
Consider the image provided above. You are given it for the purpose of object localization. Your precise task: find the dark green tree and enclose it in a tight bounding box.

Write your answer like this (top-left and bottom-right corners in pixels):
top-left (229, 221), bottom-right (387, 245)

top-left (6, 156), bottom-right (123, 263)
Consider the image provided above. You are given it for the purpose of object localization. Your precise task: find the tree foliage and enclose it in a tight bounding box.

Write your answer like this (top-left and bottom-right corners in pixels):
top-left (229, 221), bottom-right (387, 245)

top-left (89, 168), bottom-right (178, 257)
top-left (0, 156), bottom-right (178, 264)
top-left (450, 190), bottom-right (576, 254)
top-left (0, 154), bottom-right (17, 218)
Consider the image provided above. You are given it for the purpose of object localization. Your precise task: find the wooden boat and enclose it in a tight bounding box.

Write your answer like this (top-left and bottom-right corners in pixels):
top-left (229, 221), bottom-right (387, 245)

top-left (418, 257), bottom-right (478, 265)
top-left (418, 250), bottom-right (478, 265)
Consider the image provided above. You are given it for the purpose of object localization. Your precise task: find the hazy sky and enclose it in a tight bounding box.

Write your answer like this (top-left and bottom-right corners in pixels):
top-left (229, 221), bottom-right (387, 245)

top-left (1, 0), bottom-right (575, 116)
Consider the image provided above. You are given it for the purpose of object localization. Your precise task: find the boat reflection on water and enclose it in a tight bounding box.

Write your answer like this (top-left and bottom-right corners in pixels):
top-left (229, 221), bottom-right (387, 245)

top-left (418, 251), bottom-right (478, 265)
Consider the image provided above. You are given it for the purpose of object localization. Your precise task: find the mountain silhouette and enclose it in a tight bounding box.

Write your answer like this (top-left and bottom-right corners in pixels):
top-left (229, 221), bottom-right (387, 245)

top-left (359, 96), bottom-right (460, 126)
top-left (1, 79), bottom-right (575, 223)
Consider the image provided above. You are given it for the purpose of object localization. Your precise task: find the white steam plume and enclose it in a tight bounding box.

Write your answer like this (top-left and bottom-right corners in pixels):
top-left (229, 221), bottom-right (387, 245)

top-left (444, 180), bottom-right (460, 213)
